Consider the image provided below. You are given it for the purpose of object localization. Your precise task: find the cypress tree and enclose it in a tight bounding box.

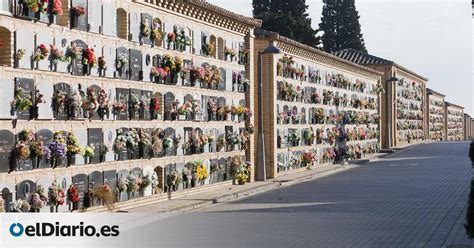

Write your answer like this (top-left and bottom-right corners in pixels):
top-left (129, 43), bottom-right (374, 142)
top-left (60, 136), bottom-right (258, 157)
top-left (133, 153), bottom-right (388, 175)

top-left (319, 0), bottom-right (367, 53)
top-left (253, 0), bottom-right (321, 48)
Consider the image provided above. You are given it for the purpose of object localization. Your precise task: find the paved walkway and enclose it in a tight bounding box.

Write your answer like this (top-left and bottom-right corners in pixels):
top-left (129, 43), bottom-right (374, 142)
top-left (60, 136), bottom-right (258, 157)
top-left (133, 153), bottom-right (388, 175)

top-left (124, 141), bottom-right (474, 247)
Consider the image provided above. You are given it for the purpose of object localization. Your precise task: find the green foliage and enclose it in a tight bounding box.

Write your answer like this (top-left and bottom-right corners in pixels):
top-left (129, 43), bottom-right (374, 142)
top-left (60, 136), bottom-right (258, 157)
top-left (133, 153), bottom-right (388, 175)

top-left (253, 0), bottom-right (321, 48)
top-left (319, 0), bottom-right (367, 53)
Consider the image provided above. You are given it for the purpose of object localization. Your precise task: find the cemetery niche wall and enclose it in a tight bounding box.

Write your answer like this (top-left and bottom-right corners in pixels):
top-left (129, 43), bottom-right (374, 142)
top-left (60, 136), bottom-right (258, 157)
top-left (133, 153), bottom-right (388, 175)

top-left (0, 0), bottom-right (259, 212)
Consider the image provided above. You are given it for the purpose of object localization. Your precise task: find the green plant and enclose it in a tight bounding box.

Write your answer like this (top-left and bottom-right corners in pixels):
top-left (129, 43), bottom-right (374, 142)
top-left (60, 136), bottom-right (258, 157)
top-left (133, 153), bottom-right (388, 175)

top-left (11, 87), bottom-right (33, 112)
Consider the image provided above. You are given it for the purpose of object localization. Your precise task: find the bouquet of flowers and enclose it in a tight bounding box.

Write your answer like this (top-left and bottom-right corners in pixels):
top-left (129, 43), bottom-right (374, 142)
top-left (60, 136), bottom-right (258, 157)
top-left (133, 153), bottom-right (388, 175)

top-left (98, 56), bottom-right (107, 69)
top-left (16, 49), bottom-right (26, 60)
top-left (50, 44), bottom-right (66, 64)
top-left (83, 145), bottom-right (95, 158)
top-left (49, 0), bottom-right (63, 15)
top-left (30, 140), bottom-right (49, 160)
top-left (11, 87), bottom-right (33, 112)
top-left (301, 150), bottom-right (316, 169)
top-left (93, 184), bottom-right (114, 204)
top-left (66, 43), bottom-right (81, 60)
top-left (67, 185), bottom-right (80, 204)
top-left (49, 141), bottom-right (67, 160)
top-left (48, 182), bottom-right (65, 206)
top-left (14, 142), bottom-right (30, 161)
top-left (82, 48), bottom-right (97, 67)
top-left (125, 129), bottom-right (140, 150)
top-left (116, 55), bottom-right (128, 70)
top-left (117, 177), bottom-right (127, 193)
top-left (15, 199), bottom-right (30, 212)
top-left (19, 129), bottom-right (35, 143)
top-left (138, 175), bottom-right (151, 191)
top-left (33, 44), bottom-right (49, 62)
top-left (150, 67), bottom-right (168, 78)
top-left (140, 20), bottom-right (151, 38)
top-left (126, 174), bottom-right (137, 193)
top-left (66, 132), bottom-right (82, 156)
top-left (217, 134), bottom-right (227, 151)
top-left (71, 5), bottom-right (86, 16)
top-left (194, 160), bottom-right (208, 182)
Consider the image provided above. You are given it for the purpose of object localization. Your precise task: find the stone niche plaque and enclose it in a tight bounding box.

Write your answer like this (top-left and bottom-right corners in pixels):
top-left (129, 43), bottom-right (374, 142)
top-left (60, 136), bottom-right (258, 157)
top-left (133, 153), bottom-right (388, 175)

top-left (35, 32), bottom-right (54, 71)
top-left (53, 83), bottom-right (71, 120)
top-left (140, 13), bottom-right (153, 45)
top-left (14, 28), bottom-right (34, 69)
top-left (129, 11), bottom-right (140, 42)
top-left (88, 171), bottom-right (102, 205)
top-left (103, 170), bottom-right (117, 193)
top-left (87, 128), bottom-right (103, 164)
top-left (164, 164), bottom-right (176, 192)
top-left (218, 158), bottom-right (227, 181)
top-left (218, 68), bottom-right (226, 91)
top-left (130, 167), bottom-right (142, 199)
top-left (72, 174), bottom-right (88, 209)
top-left (143, 54), bottom-right (152, 82)
top-left (14, 78), bottom-right (34, 120)
top-left (164, 128), bottom-right (175, 156)
top-left (129, 89), bottom-right (141, 120)
top-left (75, 129), bottom-right (87, 165)
top-left (87, 85), bottom-right (102, 120)
top-left (56, 176), bottom-right (70, 212)
top-left (71, 40), bottom-right (87, 76)
top-left (71, 0), bottom-right (88, 31)
top-left (54, 36), bottom-right (69, 73)
top-left (36, 129), bottom-right (53, 169)
top-left (129, 49), bottom-right (143, 81)
top-left (0, 77), bottom-right (14, 119)
top-left (0, 130), bottom-right (14, 173)
top-left (116, 128), bottom-right (128, 161)
top-left (140, 90), bottom-right (152, 120)
top-left (104, 129), bottom-right (116, 162)
top-left (117, 170), bottom-right (129, 201)
top-left (16, 180), bottom-right (36, 201)
top-left (102, 45), bottom-right (116, 78)
top-left (163, 92), bottom-right (175, 121)
top-left (115, 88), bottom-right (129, 120)
top-left (115, 47), bottom-right (129, 79)
top-left (101, 0), bottom-right (116, 37)
top-left (36, 82), bottom-right (54, 120)
top-left (87, 0), bottom-right (102, 34)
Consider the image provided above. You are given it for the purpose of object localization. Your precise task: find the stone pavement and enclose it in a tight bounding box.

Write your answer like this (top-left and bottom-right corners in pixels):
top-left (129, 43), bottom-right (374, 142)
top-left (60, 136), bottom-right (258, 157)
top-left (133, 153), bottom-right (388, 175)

top-left (123, 141), bottom-right (474, 248)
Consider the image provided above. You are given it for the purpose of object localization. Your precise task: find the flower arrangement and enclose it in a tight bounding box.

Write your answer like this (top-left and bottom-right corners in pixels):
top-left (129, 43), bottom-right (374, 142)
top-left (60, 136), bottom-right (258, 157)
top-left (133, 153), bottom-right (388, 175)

top-left (126, 174), bottom-right (137, 193)
top-left (112, 102), bottom-right (127, 116)
top-left (150, 96), bottom-right (160, 113)
top-left (117, 177), bottom-right (127, 193)
top-left (50, 44), bottom-right (66, 64)
top-left (50, 0), bottom-right (63, 15)
top-left (82, 48), bottom-right (97, 67)
top-left (48, 141), bottom-right (67, 161)
top-left (226, 132), bottom-right (241, 146)
top-left (168, 170), bottom-right (181, 187)
top-left (150, 22), bottom-right (163, 42)
top-left (163, 54), bottom-right (183, 74)
top-left (217, 134), bottom-right (227, 151)
top-left (231, 156), bottom-right (250, 185)
top-left (66, 132), bottom-right (82, 156)
top-left (140, 20), bottom-right (151, 38)
top-left (14, 142), bottom-right (30, 161)
top-left (301, 150), bottom-right (316, 169)
top-left (30, 140), bottom-right (51, 161)
top-left (163, 137), bottom-right (174, 149)
top-left (83, 145), bottom-right (95, 158)
top-left (138, 175), bottom-right (151, 191)
top-left (225, 47), bottom-right (237, 58)
top-left (33, 44), bottom-right (49, 62)
top-left (129, 93), bottom-right (140, 114)
top-left (71, 5), bottom-right (86, 17)
top-left (98, 89), bottom-right (110, 111)
top-left (125, 129), bottom-right (140, 151)
top-left (30, 192), bottom-right (46, 211)
top-left (66, 44), bottom-right (81, 60)
top-left (10, 87), bottom-right (33, 112)
top-left (194, 160), bottom-right (208, 183)
top-left (98, 56), bottom-right (107, 69)
top-left (15, 199), bottom-right (30, 212)
top-left (116, 55), bottom-right (128, 70)
top-left (175, 27), bottom-right (192, 48)
top-left (150, 67), bottom-right (168, 78)
top-left (67, 185), bottom-right (80, 204)
top-left (48, 181), bottom-right (65, 207)
top-left (16, 49), bottom-right (26, 60)
top-left (83, 87), bottom-right (98, 118)
top-left (93, 184), bottom-right (115, 205)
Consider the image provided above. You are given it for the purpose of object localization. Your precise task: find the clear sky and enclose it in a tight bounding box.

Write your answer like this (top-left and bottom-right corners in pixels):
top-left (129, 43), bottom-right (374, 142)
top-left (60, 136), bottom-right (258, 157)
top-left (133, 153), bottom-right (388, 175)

top-left (208, 0), bottom-right (473, 116)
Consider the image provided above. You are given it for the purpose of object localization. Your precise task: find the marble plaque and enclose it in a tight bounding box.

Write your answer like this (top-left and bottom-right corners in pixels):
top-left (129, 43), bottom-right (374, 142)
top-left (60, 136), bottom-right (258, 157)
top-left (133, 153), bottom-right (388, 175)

top-left (140, 13), bottom-right (153, 45)
top-left (102, 45), bottom-right (116, 78)
top-left (115, 88), bottom-right (129, 120)
top-left (0, 77), bottom-right (14, 118)
top-left (129, 11), bottom-right (140, 42)
top-left (129, 49), bottom-right (143, 81)
top-left (101, 0), bottom-right (116, 37)
top-left (163, 92), bottom-right (175, 121)
top-left (14, 78), bottom-right (34, 120)
top-left (87, 0), bottom-right (102, 34)
top-left (36, 129), bottom-right (53, 169)
top-left (53, 83), bottom-right (71, 120)
top-left (71, 0), bottom-right (88, 31)
top-left (15, 28), bottom-right (34, 69)
top-left (35, 32), bottom-right (53, 71)
top-left (71, 39), bottom-right (86, 76)
top-left (103, 170), bottom-right (117, 193)
top-left (0, 130), bottom-right (14, 173)
top-left (117, 170), bottom-right (129, 201)
top-left (72, 174), bottom-right (88, 209)
top-left (115, 47), bottom-right (129, 79)
top-left (87, 128), bottom-right (103, 164)
top-left (16, 180), bottom-right (36, 201)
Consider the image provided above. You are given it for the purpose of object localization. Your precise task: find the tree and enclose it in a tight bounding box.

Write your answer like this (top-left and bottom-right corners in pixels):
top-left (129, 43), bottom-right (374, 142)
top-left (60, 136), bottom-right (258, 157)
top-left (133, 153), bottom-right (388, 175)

top-left (319, 0), bottom-right (367, 53)
top-left (253, 0), bottom-right (321, 48)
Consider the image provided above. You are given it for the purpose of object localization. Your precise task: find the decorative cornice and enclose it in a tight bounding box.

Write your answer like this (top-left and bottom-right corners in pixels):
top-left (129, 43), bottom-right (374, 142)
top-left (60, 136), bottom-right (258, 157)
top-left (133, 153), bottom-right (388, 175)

top-left (133, 0), bottom-right (261, 35)
top-left (445, 102), bottom-right (464, 110)
top-left (255, 30), bottom-right (383, 80)
top-left (427, 88), bottom-right (445, 97)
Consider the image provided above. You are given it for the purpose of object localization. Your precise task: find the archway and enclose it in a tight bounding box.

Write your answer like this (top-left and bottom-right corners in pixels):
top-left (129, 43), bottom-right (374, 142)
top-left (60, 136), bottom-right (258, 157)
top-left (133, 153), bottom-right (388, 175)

top-left (116, 8), bottom-right (128, 40)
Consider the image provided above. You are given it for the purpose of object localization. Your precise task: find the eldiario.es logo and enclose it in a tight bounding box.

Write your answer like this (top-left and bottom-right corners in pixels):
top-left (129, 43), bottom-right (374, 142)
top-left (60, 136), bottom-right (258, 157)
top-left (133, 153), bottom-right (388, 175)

top-left (9, 222), bottom-right (119, 237)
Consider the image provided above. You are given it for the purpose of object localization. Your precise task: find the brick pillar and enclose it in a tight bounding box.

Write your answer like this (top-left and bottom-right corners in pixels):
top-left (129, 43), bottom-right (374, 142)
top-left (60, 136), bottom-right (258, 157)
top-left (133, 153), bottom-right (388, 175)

top-left (245, 31), bottom-right (255, 182)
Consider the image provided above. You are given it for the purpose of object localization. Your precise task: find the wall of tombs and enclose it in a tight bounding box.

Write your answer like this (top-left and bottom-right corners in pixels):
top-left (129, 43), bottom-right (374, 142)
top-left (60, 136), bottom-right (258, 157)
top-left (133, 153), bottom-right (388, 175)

top-left (262, 38), bottom-right (382, 176)
top-left (0, 0), bottom-right (256, 212)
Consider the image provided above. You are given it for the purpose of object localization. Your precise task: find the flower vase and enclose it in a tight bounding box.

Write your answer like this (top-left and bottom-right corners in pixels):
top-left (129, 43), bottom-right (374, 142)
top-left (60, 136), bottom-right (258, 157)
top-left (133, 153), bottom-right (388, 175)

top-left (238, 180), bottom-right (246, 185)
top-left (29, 106), bottom-right (39, 120)
top-left (67, 155), bottom-right (76, 167)
top-left (179, 114), bottom-right (186, 121)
